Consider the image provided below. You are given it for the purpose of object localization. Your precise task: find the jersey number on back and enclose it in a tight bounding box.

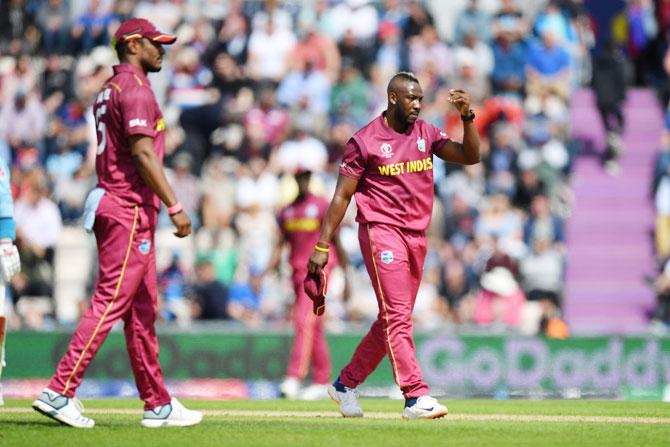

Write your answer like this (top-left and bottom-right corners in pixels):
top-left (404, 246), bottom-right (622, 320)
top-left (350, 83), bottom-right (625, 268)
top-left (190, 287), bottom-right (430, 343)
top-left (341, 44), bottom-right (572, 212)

top-left (95, 88), bottom-right (112, 155)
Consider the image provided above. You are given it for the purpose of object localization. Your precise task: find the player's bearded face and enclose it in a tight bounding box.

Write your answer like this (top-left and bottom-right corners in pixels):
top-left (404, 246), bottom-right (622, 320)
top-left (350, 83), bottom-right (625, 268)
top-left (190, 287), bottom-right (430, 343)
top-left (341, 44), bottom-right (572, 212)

top-left (395, 82), bottom-right (423, 124)
top-left (140, 39), bottom-right (165, 73)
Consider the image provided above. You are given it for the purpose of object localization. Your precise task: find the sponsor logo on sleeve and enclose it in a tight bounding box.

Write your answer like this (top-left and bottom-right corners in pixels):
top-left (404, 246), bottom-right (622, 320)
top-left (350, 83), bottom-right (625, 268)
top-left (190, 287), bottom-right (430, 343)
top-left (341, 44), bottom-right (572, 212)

top-left (129, 118), bottom-right (148, 128)
top-left (380, 250), bottom-right (394, 264)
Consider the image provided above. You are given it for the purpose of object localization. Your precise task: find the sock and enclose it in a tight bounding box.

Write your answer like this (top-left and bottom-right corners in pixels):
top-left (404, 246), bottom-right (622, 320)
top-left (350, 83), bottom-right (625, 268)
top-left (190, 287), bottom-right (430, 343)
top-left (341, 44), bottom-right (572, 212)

top-left (404, 397), bottom-right (418, 408)
top-left (333, 377), bottom-right (346, 392)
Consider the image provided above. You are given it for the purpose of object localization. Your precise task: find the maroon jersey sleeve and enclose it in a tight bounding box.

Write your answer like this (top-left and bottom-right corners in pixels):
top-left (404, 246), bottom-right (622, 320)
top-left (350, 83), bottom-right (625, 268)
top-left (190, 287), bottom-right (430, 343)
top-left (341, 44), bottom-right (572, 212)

top-left (119, 86), bottom-right (156, 138)
top-left (339, 138), bottom-right (367, 179)
top-left (427, 123), bottom-right (451, 154)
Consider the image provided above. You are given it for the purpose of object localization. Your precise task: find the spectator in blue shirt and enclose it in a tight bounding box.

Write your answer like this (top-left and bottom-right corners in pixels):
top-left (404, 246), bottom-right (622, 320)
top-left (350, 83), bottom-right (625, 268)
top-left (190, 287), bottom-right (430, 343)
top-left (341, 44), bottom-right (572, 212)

top-left (491, 26), bottom-right (527, 97)
top-left (526, 29), bottom-right (571, 100)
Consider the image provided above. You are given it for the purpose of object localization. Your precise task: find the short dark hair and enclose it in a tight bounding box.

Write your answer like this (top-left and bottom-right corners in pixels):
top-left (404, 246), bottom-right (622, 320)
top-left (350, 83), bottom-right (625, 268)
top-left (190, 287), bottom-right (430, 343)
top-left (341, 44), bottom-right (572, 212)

top-left (115, 41), bottom-right (129, 62)
top-left (387, 71), bottom-right (419, 94)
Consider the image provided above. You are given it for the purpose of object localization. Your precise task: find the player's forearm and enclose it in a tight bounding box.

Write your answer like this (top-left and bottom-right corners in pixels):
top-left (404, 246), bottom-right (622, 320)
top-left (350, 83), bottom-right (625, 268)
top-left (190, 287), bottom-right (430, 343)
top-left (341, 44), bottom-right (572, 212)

top-left (318, 195), bottom-right (350, 245)
top-left (132, 148), bottom-right (179, 207)
top-left (461, 120), bottom-right (481, 165)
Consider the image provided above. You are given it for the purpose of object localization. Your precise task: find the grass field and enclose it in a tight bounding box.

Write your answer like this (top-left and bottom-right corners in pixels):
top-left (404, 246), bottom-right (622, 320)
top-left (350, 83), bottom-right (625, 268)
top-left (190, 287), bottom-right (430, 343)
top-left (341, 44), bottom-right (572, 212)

top-left (1, 399), bottom-right (669, 447)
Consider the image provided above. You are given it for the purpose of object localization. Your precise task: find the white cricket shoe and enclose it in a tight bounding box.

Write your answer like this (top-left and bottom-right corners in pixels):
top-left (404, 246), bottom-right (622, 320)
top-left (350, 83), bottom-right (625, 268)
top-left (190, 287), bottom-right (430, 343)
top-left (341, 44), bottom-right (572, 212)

top-left (141, 398), bottom-right (203, 428)
top-left (402, 396), bottom-right (448, 420)
top-left (32, 388), bottom-right (95, 428)
top-left (299, 384), bottom-right (329, 400)
top-left (279, 376), bottom-right (301, 400)
top-left (328, 384), bottom-right (363, 417)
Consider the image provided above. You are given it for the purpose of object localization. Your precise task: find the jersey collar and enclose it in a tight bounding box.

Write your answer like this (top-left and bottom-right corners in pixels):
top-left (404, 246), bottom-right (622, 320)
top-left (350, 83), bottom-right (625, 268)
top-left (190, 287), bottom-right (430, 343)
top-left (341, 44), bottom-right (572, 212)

top-left (113, 63), bottom-right (151, 86)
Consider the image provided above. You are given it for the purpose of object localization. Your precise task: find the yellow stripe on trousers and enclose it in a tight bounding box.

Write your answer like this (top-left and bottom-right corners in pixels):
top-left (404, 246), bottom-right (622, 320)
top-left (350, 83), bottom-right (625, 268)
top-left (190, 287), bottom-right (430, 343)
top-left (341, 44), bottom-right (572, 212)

top-left (63, 206), bottom-right (139, 394)
top-left (366, 224), bottom-right (401, 386)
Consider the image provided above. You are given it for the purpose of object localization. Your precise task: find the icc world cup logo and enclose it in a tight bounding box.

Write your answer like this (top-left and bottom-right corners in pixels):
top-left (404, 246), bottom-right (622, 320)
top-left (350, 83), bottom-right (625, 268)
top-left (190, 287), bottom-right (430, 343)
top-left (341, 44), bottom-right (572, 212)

top-left (380, 143), bottom-right (394, 159)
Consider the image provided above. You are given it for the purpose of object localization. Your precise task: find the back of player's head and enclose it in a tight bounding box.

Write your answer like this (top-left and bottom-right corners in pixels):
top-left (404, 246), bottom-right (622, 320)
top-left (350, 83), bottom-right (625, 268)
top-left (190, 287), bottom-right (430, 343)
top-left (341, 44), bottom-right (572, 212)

top-left (387, 71), bottom-right (419, 95)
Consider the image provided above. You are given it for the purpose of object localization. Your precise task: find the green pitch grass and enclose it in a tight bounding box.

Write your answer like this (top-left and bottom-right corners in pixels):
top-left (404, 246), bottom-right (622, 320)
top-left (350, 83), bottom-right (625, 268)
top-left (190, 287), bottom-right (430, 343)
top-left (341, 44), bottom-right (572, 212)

top-left (1, 399), bottom-right (669, 447)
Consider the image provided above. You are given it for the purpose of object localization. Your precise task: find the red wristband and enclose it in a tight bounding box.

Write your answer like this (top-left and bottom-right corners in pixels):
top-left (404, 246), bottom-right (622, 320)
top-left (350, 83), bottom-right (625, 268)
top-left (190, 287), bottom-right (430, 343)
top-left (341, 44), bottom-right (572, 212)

top-left (167, 202), bottom-right (183, 216)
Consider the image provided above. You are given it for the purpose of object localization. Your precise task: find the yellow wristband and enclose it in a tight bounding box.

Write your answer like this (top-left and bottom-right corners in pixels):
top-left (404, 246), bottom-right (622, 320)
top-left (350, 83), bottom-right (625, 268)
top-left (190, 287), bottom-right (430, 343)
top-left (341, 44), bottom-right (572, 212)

top-left (314, 245), bottom-right (330, 253)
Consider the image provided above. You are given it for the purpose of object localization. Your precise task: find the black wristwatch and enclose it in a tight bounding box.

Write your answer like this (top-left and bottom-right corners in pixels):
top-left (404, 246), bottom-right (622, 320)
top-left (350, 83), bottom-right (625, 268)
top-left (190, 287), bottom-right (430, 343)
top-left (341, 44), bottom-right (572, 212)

top-left (461, 110), bottom-right (475, 122)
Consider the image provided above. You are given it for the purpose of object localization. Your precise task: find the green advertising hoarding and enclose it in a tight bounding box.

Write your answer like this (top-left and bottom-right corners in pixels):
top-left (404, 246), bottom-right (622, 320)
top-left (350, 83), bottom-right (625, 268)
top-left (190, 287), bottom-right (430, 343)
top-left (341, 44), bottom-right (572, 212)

top-left (5, 331), bottom-right (670, 398)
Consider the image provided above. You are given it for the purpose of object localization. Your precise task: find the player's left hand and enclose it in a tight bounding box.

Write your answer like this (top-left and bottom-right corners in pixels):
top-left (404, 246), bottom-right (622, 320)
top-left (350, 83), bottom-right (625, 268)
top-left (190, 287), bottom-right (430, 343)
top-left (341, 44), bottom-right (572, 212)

top-left (0, 238), bottom-right (20, 282)
top-left (448, 89), bottom-right (471, 116)
top-left (170, 211), bottom-right (192, 238)
top-left (308, 249), bottom-right (329, 275)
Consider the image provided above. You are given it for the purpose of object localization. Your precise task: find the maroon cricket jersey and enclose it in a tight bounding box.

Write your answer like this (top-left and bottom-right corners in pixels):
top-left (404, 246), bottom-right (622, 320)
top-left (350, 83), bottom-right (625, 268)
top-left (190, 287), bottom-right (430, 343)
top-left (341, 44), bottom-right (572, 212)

top-left (278, 193), bottom-right (335, 272)
top-left (339, 113), bottom-right (451, 231)
top-left (93, 64), bottom-right (165, 211)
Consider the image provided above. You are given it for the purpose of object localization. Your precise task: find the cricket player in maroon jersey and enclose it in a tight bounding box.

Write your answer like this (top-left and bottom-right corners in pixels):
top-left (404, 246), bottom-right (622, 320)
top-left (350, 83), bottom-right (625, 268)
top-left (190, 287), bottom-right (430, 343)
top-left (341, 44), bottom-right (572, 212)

top-left (262, 168), bottom-right (348, 400)
top-left (32, 18), bottom-right (202, 429)
top-left (307, 72), bottom-right (480, 419)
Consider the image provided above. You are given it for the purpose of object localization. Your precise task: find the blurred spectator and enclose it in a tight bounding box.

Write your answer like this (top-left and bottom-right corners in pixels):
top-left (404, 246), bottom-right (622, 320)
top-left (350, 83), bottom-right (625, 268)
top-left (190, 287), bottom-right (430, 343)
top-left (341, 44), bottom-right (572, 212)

top-left (191, 257), bottom-right (230, 320)
top-left (653, 135), bottom-right (670, 260)
top-left (0, 90), bottom-right (46, 155)
top-left (158, 252), bottom-right (190, 326)
top-left (41, 54), bottom-right (73, 112)
top-left (207, 5), bottom-right (250, 66)
top-left (520, 237), bottom-right (564, 334)
top-left (0, 0), bottom-right (40, 56)
top-left (375, 21), bottom-right (404, 82)
top-left (650, 257), bottom-right (670, 330)
top-left (526, 29), bottom-right (571, 101)
top-left (1, 54), bottom-right (39, 105)
top-left (454, 0), bottom-right (491, 45)
top-left (493, 0), bottom-right (529, 38)
top-left (436, 247), bottom-right (474, 323)
top-left (457, 30), bottom-right (494, 78)
top-left (12, 170), bottom-right (61, 314)
top-left (474, 266), bottom-right (526, 328)
top-left (403, 0), bottom-right (435, 41)
top-left (294, 16), bottom-right (341, 83)
top-left (169, 46), bottom-right (215, 111)
top-left (491, 23), bottom-right (527, 97)
top-left (275, 124), bottom-right (328, 173)
top-left (35, 0), bottom-right (71, 55)
top-left (450, 48), bottom-right (490, 105)
top-left (227, 279), bottom-right (262, 327)
top-left (165, 152), bottom-right (202, 230)
top-left (523, 193), bottom-right (564, 249)
top-left (276, 59), bottom-right (331, 124)
top-left (409, 24), bottom-right (451, 81)
top-left (330, 64), bottom-right (369, 128)
top-left (626, 0), bottom-right (658, 85)
top-left (475, 194), bottom-right (524, 257)
top-left (252, 0), bottom-right (293, 33)
top-left (71, 0), bottom-right (118, 53)
top-left (592, 42), bottom-right (628, 172)
top-left (247, 17), bottom-right (296, 82)
top-left (339, 28), bottom-right (370, 77)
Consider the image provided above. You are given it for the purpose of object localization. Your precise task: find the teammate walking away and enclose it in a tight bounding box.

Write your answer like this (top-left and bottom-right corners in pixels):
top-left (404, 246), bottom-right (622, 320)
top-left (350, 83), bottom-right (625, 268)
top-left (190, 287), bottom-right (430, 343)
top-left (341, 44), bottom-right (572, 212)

top-left (262, 168), bottom-right (348, 400)
top-left (33, 18), bottom-right (202, 428)
top-left (308, 72), bottom-right (480, 419)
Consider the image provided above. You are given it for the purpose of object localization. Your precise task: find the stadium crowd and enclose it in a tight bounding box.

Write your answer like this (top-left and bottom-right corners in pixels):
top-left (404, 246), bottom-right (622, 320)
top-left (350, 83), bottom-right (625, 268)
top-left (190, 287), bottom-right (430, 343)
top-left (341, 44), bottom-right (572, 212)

top-left (0, 0), bottom-right (603, 336)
